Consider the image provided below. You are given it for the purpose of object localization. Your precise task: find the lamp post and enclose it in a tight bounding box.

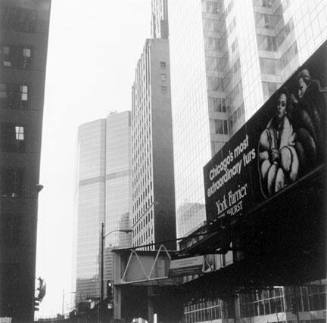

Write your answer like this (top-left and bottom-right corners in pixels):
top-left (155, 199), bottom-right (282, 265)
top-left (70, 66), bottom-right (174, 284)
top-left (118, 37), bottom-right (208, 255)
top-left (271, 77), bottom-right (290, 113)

top-left (100, 223), bottom-right (132, 322)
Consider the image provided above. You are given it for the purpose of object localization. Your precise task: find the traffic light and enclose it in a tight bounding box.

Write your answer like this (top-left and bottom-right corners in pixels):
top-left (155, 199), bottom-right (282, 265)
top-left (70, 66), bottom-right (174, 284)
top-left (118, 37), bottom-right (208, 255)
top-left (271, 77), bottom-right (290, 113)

top-left (107, 281), bottom-right (113, 303)
top-left (34, 299), bottom-right (39, 312)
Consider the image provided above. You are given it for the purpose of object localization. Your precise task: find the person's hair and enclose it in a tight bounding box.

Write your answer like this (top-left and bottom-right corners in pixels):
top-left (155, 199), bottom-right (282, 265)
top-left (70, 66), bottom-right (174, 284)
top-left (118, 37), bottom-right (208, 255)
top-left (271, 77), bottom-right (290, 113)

top-left (297, 68), bottom-right (311, 84)
top-left (277, 87), bottom-right (290, 105)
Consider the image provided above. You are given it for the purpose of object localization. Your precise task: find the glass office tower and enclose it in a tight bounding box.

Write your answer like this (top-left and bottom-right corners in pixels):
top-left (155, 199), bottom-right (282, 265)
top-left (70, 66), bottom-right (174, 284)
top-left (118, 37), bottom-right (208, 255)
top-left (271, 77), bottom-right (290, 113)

top-left (75, 120), bottom-right (106, 302)
top-left (104, 112), bottom-right (132, 283)
top-left (75, 112), bottom-right (132, 305)
top-left (169, 0), bottom-right (327, 239)
top-left (168, 0), bottom-right (327, 322)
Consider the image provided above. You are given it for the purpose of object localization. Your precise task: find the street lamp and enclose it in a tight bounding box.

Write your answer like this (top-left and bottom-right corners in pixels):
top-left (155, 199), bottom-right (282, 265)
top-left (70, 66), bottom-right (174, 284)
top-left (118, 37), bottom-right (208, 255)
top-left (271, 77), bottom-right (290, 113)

top-left (100, 223), bottom-right (132, 321)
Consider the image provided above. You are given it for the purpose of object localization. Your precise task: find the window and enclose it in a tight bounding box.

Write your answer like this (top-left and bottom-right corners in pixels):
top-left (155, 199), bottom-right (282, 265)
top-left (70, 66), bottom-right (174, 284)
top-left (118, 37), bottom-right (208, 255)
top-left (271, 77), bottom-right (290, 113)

top-left (208, 77), bottom-right (223, 91)
top-left (0, 83), bottom-right (7, 99)
top-left (1, 167), bottom-right (24, 198)
top-left (214, 119), bottom-right (228, 134)
top-left (231, 39), bottom-right (238, 53)
top-left (206, 57), bottom-right (219, 72)
top-left (226, 1), bottom-right (233, 15)
top-left (262, 82), bottom-right (279, 99)
top-left (204, 19), bottom-right (220, 33)
top-left (260, 57), bottom-right (278, 74)
top-left (20, 85), bottom-right (28, 101)
top-left (255, 13), bottom-right (280, 29)
top-left (276, 20), bottom-right (294, 47)
top-left (15, 126), bottom-right (24, 141)
top-left (160, 61), bottom-right (166, 69)
top-left (0, 6), bottom-right (37, 33)
top-left (257, 35), bottom-right (276, 51)
top-left (209, 97), bottom-right (227, 112)
top-left (206, 1), bottom-right (219, 13)
top-left (280, 42), bottom-right (298, 68)
top-left (227, 18), bottom-right (236, 33)
top-left (229, 104), bottom-right (244, 130)
top-left (0, 214), bottom-right (21, 247)
top-left (0, 45), bottom-right (32, 69)
top-left (205, 37), bottom-right (219, 50)
top-left (253, 0), bottom-right (273, 8)
top-left (0, 83), bottom-right (29, 109)
top-left (160, 73), bottom-right (167, 82)
top-left (1, 123), bottom-right (25, 152)
top-left (161, 86), bottom-right (167, 94)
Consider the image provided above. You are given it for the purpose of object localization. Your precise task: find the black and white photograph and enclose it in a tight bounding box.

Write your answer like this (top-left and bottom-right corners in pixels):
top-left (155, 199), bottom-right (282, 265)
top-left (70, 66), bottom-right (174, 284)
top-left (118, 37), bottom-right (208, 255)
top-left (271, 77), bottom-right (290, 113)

top-left (0, 1), bottom-right (326, 323)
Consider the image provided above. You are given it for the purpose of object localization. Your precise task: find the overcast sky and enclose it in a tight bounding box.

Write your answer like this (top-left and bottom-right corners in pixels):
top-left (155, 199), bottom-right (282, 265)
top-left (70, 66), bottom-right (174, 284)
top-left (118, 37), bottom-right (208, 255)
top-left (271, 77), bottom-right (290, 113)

top-left (36, 0), bottom-right (151, 317)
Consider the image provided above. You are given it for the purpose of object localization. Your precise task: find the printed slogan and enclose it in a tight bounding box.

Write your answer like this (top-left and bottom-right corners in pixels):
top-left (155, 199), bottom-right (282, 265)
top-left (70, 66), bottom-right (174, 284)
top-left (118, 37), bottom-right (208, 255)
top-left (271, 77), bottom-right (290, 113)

top-left (206, 135), bottom-right (256, 218)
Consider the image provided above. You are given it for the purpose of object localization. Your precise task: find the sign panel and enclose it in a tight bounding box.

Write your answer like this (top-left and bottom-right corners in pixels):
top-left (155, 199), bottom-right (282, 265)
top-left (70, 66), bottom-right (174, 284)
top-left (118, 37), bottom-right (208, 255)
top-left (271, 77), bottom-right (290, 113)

top-left (169, 256), bottom-right (203, 276)
top-left (204, 42), bottom-right (327, 223)
top-left (169, 254), bottom-right (221, 277)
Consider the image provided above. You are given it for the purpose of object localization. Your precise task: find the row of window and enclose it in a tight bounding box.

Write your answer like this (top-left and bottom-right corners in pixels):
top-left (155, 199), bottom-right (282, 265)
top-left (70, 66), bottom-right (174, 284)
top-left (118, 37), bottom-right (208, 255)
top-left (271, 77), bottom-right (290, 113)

top-left (227, 17), bottom-right (236, 34)
top-left (257, 34), bottom-right (277, 52)
top-left (276, 19), bottom-right (294, 47)
top-left (205, 37), bottom-right (223, 51)
top-left (1, 45), bottom-right (32, 69)
top-left (0, 6), bottom-right (37, 33)
top-left (0, 83), bottom-right (29, 109)
top-left (259, 42), bottom-right (298, 74)
top-left (253, 0), bottom-right (274, 8)
top-left (240, 285), bottom-right (326, 317)
top-left (223, 57), bottom-right (241, 90)
top-left (255, 12), bottom-right (281, 30)
top-left (204, 1), bottom-right (223, 14)
top-left (184, 285), bottom-right (326, 322)
top-left (184, 298), bottom-right (234, 323)
top-left (0, 215), bottom-right (21, 247)
top-left (207, 76), bottom-right (224, 92)
top-left (280, 42), bottom-right (298, 69)
top-left (203, 18), bottom-right (220, 34)
top-left (1, 123), bottom-right (25, 153)
top-left (229, 103), bottom-right (245, 130)
top-left (214, 119), bottom-right (228, 135)
top-left (209, 97), bottom-right (228, 113)
top-left (1, 167), bottom-right (24, 198)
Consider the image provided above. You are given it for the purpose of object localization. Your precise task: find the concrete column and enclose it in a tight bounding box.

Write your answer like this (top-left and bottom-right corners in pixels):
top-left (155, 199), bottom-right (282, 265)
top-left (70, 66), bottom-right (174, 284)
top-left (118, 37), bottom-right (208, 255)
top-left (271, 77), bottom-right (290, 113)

top-left (234, 294), bottom-right (241, 323)
top-left (113, 252), bottom-right (122, 320)
top-left (148, 286), bottom-right (154, 323)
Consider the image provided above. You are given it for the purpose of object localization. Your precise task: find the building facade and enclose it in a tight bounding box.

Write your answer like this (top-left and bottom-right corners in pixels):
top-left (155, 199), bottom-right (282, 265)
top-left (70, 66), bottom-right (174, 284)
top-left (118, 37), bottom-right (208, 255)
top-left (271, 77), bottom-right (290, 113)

top-left (104, 112), bottom-right (132, 283)
top-left (169, 0), bottom-right (327, 239)
top-left (75, 112), bottom-right (132, 305)
top-left (0, 0), bottom-right (51, 321)
top-left (168, 0), bottom-right (327, 322)
top-left (151, 0), bottom-right (169, 39)
top-left (75, 119), bottom-right (107, 303)
top-left (131, 37), bottom-right (176, 250)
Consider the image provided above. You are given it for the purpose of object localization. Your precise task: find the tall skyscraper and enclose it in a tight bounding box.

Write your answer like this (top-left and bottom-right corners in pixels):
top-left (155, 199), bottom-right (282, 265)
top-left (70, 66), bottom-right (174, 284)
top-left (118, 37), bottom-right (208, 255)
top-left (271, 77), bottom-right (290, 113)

top-left (0, 0), bottom-right (51, 321)
top-left (75, 119), bottom-right (106, 302)
top-left (151, 0), bottom-right (169, 39)
top-left (131, 37), bottom-right (176, 250)
top-left (104, 112), bottom-right (132, 283)
top-left (168, 0), bottom-right (327, 239)
top-left (168, 1), bottom-right (327, 322)
top-left (75, 112), bottom-right (132, 305)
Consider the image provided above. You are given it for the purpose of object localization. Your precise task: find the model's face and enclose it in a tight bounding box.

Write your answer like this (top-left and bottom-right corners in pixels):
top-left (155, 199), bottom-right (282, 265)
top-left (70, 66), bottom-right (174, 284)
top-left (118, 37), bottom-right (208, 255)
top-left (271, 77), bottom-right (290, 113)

top-left (276, 93), bottom-right (287, 119)
top-left (298, 77), bottom-right (307, 98)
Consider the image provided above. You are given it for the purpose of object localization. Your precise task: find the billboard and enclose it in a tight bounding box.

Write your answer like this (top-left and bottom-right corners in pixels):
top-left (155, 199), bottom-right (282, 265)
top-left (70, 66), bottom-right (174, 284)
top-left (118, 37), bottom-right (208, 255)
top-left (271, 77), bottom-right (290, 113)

top-left (204, 41), bottom-right (326, 224)
top-left (169, 254), bottom-right (219, 277)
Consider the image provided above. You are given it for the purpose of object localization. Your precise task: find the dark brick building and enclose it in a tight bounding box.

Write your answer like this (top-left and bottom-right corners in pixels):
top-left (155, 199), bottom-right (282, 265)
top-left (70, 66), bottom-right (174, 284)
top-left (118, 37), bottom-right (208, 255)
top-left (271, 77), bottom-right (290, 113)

top-left (0, 1), bottom-right (51, 321)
